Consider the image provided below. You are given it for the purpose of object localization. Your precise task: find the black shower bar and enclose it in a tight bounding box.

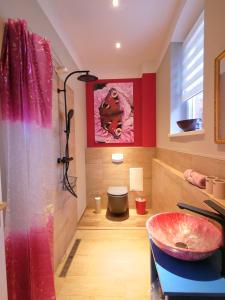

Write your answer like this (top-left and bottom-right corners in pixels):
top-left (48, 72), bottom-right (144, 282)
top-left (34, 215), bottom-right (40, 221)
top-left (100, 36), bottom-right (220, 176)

top-left (57, 70), bottom-right (98, 198)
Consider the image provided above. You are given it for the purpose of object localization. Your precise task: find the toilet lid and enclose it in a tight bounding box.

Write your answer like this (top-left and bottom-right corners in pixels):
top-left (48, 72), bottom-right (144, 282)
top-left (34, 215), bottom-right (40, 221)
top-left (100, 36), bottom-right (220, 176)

top-left (107, 186), bottom-right (128, 196)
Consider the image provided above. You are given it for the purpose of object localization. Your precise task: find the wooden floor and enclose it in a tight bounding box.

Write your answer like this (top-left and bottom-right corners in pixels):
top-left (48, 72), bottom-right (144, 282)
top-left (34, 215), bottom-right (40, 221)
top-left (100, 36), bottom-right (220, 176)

top-left (78, 208), bottom-right (152, 229)
top-left (55, 209), bottom-right (151, 299)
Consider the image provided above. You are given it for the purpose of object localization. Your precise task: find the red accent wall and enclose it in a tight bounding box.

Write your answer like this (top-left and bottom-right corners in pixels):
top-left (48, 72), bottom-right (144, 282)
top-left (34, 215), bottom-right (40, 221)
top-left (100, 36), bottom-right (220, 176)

top-left (86, 74), bottom-right (156, 147)
top-left (141, 73), bottom-right (156, 146)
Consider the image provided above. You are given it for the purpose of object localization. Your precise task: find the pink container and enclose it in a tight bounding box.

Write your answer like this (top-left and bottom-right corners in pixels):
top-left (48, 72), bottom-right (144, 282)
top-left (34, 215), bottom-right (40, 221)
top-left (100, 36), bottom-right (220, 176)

top-left (136, 198), bottom-right (146, 215)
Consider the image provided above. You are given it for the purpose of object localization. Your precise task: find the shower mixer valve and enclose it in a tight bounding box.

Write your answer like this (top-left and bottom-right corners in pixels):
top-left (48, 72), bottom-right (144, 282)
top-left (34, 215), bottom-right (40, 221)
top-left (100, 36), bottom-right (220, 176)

top-left (57, 156), bottom-right (74, 164)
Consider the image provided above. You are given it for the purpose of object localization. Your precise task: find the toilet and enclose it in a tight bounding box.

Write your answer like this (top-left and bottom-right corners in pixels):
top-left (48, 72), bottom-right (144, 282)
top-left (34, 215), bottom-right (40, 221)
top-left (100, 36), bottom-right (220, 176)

top-left (107, 186), bottom-right (128, 215)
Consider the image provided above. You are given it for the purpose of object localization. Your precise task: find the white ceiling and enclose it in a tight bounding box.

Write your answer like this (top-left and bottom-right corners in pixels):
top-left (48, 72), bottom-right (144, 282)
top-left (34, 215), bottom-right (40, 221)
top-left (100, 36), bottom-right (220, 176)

top-left (37, 0), bottom-right (185, 77)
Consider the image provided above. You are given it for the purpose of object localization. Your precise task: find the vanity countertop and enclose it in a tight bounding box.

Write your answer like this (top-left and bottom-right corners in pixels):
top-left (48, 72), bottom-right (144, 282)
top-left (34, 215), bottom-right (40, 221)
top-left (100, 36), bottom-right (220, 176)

top-left (150, 239), bottom-right (225, 299)
top-left (0, 202), bottom-right (6, 211)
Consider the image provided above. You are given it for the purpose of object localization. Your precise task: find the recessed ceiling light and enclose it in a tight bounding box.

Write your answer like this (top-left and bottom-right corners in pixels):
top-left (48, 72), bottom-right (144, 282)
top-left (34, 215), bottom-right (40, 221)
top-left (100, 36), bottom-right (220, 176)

top-left (113, 0), bottom-right (119, 7)
top-left (115, 42), bottom-right (121, 49)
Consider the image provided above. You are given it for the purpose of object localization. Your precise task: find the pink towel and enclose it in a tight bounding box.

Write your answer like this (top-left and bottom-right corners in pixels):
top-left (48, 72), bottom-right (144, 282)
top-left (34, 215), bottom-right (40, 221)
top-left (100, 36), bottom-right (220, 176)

top-left (184, 169), bottom-right (206, 189)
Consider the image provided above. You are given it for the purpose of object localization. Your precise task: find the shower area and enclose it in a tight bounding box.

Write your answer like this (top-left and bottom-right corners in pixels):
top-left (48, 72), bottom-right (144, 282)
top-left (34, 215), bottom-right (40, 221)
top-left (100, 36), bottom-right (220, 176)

top-left (53, 68), bottom-right (78, 269)
top-left (54, 69), bottom-right (97, 266)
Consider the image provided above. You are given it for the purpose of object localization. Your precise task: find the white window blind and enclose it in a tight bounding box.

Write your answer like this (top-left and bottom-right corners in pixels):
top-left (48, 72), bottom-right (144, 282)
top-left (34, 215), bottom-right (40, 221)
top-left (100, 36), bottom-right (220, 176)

top-left (182, 12), bottom-right (204, 102)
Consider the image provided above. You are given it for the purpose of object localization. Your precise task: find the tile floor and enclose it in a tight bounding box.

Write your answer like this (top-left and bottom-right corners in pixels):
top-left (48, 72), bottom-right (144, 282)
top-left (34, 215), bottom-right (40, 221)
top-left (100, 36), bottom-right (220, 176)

top-left (55, 210), bottom-right (151, 299)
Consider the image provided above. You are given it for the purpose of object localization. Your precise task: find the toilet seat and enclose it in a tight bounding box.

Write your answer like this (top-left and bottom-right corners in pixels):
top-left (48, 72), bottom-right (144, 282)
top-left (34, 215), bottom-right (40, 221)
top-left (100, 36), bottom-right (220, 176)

top-left (107, 186), bottom-right (128, 196)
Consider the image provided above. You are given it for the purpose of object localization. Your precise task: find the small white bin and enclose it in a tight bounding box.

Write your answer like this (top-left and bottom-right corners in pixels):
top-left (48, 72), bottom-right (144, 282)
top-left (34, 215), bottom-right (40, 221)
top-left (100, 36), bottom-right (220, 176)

top-left (94, 196), bottom-right (101, 213)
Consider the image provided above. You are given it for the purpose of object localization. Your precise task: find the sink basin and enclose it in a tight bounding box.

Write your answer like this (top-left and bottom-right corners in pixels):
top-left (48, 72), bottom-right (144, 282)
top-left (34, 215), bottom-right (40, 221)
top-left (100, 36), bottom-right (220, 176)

top-left (146, 212), bottom-right (223, 261)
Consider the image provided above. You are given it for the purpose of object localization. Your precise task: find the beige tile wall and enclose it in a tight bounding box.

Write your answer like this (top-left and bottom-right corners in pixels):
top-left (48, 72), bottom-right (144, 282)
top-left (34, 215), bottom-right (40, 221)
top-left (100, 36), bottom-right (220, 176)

top-left (152, 148), bottom-right (225, 215)
top-left (53, 73), bottom-right (77, 269)
top-left (152, 159), bottom-right (209, 214)
top-left (156, 148), bottom-right (225, 179)
top-left (86, 147), bottom-right (155, 209)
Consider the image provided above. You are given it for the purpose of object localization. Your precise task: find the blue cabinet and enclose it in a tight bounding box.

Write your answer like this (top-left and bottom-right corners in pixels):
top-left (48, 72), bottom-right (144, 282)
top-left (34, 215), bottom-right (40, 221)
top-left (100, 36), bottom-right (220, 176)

top-left (150, 240), bottom-right (225, 300)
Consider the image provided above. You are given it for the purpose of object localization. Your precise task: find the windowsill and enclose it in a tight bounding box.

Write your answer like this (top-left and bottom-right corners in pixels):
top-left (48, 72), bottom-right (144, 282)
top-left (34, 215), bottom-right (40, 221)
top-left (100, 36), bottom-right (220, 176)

top-left (168, 129), bottom-right (205, 138)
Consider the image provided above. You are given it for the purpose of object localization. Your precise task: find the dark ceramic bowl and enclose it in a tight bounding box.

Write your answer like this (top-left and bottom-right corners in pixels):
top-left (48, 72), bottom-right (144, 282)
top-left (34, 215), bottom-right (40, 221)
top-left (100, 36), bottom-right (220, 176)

top-left (177, 118), bottom-right (199, 132)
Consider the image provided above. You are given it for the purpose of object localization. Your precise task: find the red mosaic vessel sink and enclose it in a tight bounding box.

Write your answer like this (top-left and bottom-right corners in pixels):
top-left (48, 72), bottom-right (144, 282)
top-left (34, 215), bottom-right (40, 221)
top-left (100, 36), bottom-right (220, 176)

top-left (146, 212), bottom-right (223, 261)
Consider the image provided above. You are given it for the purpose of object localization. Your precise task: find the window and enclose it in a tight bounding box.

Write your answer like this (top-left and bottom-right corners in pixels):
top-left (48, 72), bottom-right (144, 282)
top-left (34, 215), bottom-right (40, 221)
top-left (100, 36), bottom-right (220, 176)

top-left (182, 11), bottom-right (204, 121)
top-left (170, 11), bottom-right (204, 134)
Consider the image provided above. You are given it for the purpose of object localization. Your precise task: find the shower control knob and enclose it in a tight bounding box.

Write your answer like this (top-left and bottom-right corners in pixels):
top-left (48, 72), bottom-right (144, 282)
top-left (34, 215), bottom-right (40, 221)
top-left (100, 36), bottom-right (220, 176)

top-left (57, 157), bottom-right (74, 164)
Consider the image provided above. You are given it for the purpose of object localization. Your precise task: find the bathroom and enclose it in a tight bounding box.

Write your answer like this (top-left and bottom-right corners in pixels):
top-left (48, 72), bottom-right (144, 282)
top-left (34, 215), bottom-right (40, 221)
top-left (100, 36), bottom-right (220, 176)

top-left (0, 0), bottom-right (225, 299)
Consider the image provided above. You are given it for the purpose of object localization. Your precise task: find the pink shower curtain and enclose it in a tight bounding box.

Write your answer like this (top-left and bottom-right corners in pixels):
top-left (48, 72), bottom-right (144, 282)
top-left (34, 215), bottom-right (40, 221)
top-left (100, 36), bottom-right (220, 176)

top-left (0, 19), bottom-right (55, 299)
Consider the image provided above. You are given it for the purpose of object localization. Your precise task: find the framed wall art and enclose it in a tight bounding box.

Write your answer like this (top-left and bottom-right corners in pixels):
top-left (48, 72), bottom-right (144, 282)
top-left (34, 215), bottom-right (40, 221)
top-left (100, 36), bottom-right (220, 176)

top-left (94, 82), bottom-right (134, 143)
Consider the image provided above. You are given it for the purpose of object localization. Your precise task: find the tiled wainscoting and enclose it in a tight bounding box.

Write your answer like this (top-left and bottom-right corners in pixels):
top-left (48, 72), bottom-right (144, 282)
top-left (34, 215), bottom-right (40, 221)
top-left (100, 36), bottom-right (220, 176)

top-left (152, 159), bottom-right (210, 213)
top-left (152, 148), bottom-right (225, 214)
top-left (85, 147), bottom-right (155, 209)
top-left (156, 148), bottom-right (225, 178)
top-left (85, 146), bottom-right (225, 212)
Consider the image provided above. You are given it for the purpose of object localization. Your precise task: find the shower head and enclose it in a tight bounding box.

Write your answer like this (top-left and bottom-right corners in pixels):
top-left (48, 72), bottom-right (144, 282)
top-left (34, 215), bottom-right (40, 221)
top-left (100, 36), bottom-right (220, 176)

top-left (68, 109), bottom-right (74, 119)
top-left (77, 72), bottom-right (98, 82)
top-left (66, 109), bottom-right (74, 133)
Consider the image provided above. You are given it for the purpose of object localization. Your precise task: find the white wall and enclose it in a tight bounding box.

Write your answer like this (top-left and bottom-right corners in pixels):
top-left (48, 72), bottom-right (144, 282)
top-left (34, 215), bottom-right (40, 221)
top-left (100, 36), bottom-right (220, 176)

top-left (157, 0), bottom-right (225, 159)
